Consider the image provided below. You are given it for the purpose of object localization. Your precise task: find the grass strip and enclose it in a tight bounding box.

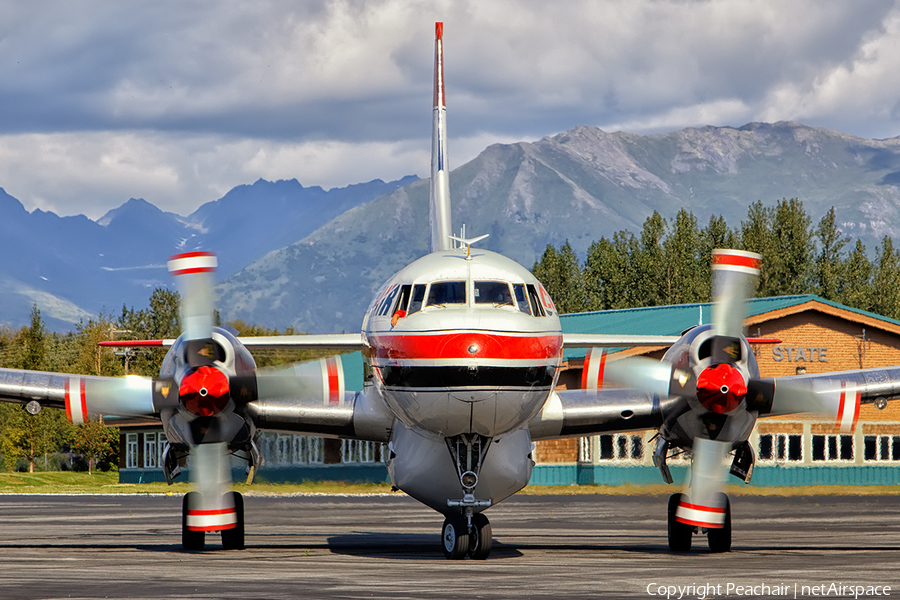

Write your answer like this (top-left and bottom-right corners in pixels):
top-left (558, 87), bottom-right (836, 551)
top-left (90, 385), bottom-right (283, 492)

top-left (0, 472), bottom-right (895, 497)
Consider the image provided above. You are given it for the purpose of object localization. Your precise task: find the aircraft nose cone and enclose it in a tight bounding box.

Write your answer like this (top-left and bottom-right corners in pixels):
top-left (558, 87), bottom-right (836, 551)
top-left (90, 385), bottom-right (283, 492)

top-left (696, 363), bottom-right (746, 414)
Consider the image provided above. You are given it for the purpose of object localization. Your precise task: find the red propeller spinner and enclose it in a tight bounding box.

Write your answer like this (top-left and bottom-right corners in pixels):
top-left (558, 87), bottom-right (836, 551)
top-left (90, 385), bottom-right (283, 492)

top-left (696, 362), bottom-right (747, 414)
top-left (179, 365), bottom-right (230, 417)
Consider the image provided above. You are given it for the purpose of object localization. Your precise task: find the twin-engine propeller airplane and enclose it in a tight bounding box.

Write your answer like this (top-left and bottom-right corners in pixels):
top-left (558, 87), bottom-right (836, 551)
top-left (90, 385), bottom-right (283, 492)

top-left (1, 23), bottom-right (900, 558)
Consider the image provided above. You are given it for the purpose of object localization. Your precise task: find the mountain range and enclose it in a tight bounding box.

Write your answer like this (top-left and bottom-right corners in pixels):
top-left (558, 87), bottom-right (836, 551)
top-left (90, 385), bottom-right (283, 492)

top-left (4, 121), bottom-right (900, 334)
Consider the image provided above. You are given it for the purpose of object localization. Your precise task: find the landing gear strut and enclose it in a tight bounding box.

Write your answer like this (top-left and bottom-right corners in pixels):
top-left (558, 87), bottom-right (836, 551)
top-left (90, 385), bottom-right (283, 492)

top-left (666, 493), bottom-right (732, 553)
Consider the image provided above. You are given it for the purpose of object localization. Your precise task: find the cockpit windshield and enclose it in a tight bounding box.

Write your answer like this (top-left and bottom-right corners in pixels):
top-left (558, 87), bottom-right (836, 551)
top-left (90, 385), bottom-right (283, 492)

top-left (474, 281), bottom-right (514, 306)
top-left (426, 281), bottom-right (466, 306)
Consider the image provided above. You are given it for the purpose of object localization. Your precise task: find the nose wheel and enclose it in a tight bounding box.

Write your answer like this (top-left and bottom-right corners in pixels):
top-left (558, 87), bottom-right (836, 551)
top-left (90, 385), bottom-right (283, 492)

top-left (441, 512), bottom-right (492, 560)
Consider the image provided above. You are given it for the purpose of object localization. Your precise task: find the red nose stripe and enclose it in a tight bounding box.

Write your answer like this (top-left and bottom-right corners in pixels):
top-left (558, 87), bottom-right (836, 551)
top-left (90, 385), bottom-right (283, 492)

top-left (371, 333), bottom-right (562, 361)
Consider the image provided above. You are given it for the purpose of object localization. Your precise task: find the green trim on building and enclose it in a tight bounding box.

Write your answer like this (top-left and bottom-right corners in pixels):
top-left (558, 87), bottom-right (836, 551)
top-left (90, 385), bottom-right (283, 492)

top-left (120, 463), bottom-right (900, 487)
top-left (529, 464), bottom-right (900, 487)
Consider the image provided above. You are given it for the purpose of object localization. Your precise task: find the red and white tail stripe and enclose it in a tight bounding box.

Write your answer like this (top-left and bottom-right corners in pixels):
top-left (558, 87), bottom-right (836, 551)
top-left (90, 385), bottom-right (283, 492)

top-left (581, 348), bottom-right (607, 390)
top-left (168, 251), bottom-right (217, 276)
top-left (186, 507), bottom-right (237, 531)
top-left (836, 382), bottom-right (860, 433)
top-left (65, 377), bottom-right (88, 424)
top-left (676, 501), bottom-right (726, 528)
top-left (711, 249), bottom-right (761, 276)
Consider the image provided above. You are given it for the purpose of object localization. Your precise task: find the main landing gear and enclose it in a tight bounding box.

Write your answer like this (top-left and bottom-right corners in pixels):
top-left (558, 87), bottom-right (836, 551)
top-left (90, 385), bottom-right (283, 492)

top-left (441, 512), bottom-right (492, 560)
top-left (182, 491), bottom-right (245, 551)
top-left (667, 493), bottom-right (732, 553)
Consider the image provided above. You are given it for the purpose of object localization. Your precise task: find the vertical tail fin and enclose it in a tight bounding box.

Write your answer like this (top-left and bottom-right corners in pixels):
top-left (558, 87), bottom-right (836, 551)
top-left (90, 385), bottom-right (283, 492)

top-left (430, 22), bottom-right (452, 252)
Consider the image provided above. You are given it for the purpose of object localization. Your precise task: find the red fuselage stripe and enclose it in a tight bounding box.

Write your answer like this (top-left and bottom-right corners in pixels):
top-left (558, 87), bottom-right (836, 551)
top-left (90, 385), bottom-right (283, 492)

top-left (370, 333), bottom-right (562, 361)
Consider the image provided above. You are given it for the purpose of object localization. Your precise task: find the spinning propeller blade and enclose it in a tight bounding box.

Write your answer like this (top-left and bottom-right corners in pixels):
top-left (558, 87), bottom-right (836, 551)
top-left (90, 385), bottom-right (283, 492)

top-left (676, 438), bottom-right (729, 528)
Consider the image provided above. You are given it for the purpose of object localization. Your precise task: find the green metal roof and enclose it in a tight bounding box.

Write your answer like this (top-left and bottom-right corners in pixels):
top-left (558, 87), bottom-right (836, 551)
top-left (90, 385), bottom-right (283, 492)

top-left (561, 294), bottom-right (900, 360)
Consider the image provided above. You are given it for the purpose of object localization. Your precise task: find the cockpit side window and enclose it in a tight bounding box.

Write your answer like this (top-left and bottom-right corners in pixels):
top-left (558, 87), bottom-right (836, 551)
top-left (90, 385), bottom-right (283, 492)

top-left (474, 281), bottom-right (514, 306)
top-left (393, 285), bottom-right (412, 314)
top-left (526, 284), bottom-right (546, 317)
top-left (407, 284), bottom-right (427, 315)
top-left (512, 283), bottom-right (530, 314)
top-left (426, 281), bottom-right (466, 306)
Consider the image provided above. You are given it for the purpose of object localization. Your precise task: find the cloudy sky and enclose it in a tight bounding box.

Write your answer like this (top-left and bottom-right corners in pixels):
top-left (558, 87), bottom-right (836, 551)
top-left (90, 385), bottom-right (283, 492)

top-left (2, 0), bottom-right (900, 219)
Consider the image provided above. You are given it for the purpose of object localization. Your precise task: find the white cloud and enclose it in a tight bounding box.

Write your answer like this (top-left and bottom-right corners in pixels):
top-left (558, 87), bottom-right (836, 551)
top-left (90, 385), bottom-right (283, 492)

top-left (1, 0), bottom-right (900, 217)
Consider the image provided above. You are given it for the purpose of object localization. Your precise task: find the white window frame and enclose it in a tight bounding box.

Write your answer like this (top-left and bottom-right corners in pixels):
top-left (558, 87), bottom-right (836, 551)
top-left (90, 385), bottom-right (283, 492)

top-left (125, 433), bottom-right (138, 469)
top-left (144, 433), bottom-right (158, 468)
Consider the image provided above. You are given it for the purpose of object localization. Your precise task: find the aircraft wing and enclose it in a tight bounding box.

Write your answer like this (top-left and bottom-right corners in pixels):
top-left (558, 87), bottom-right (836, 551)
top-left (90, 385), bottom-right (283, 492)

top-left (99, 333), bottom-right (366, 351)
top-left (529, 364), bottom-right (900, 441)
top-left (0, 367), bottom-right (162, 422)
top-left (529, 389), bottom-right (678, 441)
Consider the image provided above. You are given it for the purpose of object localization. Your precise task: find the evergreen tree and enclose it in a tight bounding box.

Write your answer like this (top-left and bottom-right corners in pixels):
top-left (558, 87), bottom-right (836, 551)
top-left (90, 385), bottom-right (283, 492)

top-left (531, 241), bottom-right (585, 314)
top-left (768, 198), bottom-right (813, 296)
top-left (22, 304), bottom-right (45, 371)
top-left (839, 239), bottom-right (873, 311)
top-left (634, 212), bottom-right (666, 306)
top-left (583, 231), bottom-right (640, 310)
top-left (662, 209), bottom-right (703, 305)
top-left (871, 236), bottom-right (900, 320)
top-left (813, 207), bottom-right (849, 301)
top-left (740, 201), bottom-right (775, 295)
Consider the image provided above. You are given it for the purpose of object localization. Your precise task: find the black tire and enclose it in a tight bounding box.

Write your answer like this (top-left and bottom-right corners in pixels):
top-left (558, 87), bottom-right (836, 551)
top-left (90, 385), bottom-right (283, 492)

top-left (707, 495), bottom-right (732, 553)
top-left (441, 515), bottom-right (469, 560)
top-left (468, 513), bottom-right (492, 560)
top-left (221, 492), bottom-right (245, 551)
top-left (182, 492), bottom-right (205, 551)
top-left (667, 493), bottom-right (692, 552)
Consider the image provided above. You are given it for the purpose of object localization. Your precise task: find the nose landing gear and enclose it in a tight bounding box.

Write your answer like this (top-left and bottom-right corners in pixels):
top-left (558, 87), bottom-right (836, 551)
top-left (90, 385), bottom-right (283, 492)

top-left (441, 511), bottom-right (492, 560)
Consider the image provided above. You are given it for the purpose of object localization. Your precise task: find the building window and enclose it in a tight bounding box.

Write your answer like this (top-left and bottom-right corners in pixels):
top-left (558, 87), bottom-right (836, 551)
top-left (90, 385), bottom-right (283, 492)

top-left (812, 434), bottom-right (854, 462)
top-left (126, 433), bottom-right (138, 469)
top-left (864, 435), bottom-right (900, 461)
top-left (578, 437), bottom-right (592, 462)
top-left (597, 434), bottom-right (645, 461)
top-left (144, 433), bottom-right (159, 468)
top-left (307, 437), bottom-right (324, 464)
top-left (758, 433), bottom-right (803, 462)
top-left (341, 440), bottom-right (380, 464)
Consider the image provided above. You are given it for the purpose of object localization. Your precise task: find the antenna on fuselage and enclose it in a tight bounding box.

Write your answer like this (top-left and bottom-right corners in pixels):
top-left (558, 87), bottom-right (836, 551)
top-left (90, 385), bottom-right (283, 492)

top-left (430, 22), bottom-right (453, 253)
top-left (449, 233), bottom-right (490, 260)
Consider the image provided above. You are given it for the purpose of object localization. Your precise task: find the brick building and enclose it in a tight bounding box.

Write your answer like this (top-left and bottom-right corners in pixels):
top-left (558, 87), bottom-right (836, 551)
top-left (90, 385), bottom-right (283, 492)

top-left (532, 295), bottom-right (900, 486)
